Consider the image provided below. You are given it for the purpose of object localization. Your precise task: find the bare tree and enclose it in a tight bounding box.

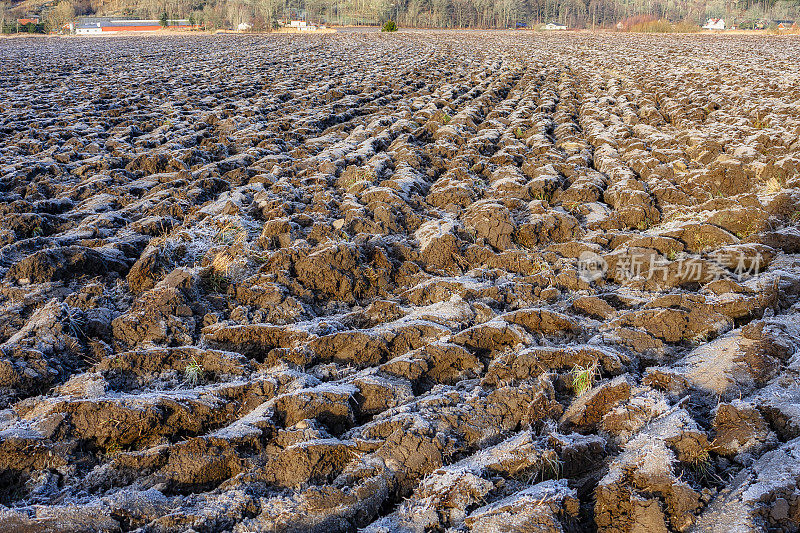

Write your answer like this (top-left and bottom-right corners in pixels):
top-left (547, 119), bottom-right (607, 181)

top-left (47, 1), bottom-right (76, 33)
top-left (0, 1), bottom-right (7, 33)
top-left (258, 0), bottom-right (282, 28)
top-left (38, 0), bottom-right (799, 31)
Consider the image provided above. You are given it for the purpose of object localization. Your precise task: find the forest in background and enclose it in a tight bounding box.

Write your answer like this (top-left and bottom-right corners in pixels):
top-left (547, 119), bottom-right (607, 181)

top-left (2, 0), bottom-right (800, 34)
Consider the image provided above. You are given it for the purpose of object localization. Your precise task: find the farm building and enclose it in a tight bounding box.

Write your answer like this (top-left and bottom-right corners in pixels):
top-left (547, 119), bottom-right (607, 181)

top-left (286, 20), bottom-right (322, 31)
top-left (542, 22), bottom-right (568, 30)
top-left (17, 16), bottom-right (40, 25)
top-left (75, 17), bottom-right (197, 34)
top-left (702, 18), bottom-right (725, 30)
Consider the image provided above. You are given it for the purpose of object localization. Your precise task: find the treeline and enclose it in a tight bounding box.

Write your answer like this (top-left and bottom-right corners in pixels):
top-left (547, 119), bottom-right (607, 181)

top-left (124, 0), bottom-right (800, 29)
top-left (1, 20), bottom-right (47, 32)
top-left (3, 0), bottom-right (799, 31)
top-left (1, 0), bottom-right (74, 32)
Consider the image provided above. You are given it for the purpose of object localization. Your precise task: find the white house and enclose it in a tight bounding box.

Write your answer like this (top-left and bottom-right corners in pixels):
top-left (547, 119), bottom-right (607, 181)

top-left (75, 20), bottom-right (103, 34)
top-left (237, 22), bottom-right (252, 31)
top-left (75, 17), bottom-right (195, 33)
top-left (702, 18), bottom-right (725, 30)
top-left (543, 22), bottom-right (568, 30)
top-left (288, 20), bottom-right (321, 31)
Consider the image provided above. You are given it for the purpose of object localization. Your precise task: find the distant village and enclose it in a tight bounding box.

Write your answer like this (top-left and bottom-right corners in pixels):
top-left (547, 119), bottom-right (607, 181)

top-left (2, 12), bottom-right (798, 35)
top-left (697, 17), bottom-right (798, 30)
top-left (3, 14), bottom-right (330, 34)
top-left (538, 17), bottom-right (798, 31)
top-left (69, 17), bottom-right (327, 34)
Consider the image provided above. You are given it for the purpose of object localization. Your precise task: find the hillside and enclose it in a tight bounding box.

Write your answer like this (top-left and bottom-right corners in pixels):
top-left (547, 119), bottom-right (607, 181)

top-left (3, 0), bottom-right (799, 30)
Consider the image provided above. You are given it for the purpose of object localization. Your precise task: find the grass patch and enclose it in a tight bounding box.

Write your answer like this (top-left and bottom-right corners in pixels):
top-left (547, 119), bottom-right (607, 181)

top-left (571, 362), bottom-right (599, 396)
top-left (753, 118), bottom-right (770, 130)
top-left (65, 307), bottom-right (86, 340)
top-left (106, 353), bottom-right (125, 369)
top-left (203, 271), bottom-right (230, 293)
top-left (693, 235), bottom-right (717, 253)
top-left (342, 167), bottom-right (376, 190)
top-left (433, 110), bottom-right (452, 125)
top-left (764, 176), bottom-right (785, 195)
top-left (514, 126), bottom-right (532, 140)
top-left (104, 441), bottom-right (122, 457)
top-left (735, 222), bottom-right (758, 239)
top-left (532, 190), bottom-right (553, 204)
top-left (184, 356), bottom-right (205, 386)
top-left (211, 250), bottom-right (237, 276)
top-left (522, 451), bottom-right (563, 485)
top-left (530, 257), bottom-right (550, 272)
top-left (215, 222), bottom-right (246, 245)
top-left (541, 453), bottom-right (563, 480)
top-left (636, 217), bottom-right (653, 231)
top-left (684, 447), bottom-right (716, 483)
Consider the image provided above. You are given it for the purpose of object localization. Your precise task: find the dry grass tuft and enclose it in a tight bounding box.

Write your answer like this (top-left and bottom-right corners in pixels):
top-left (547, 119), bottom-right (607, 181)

top-left (571, 362), bottom-right (600, 395)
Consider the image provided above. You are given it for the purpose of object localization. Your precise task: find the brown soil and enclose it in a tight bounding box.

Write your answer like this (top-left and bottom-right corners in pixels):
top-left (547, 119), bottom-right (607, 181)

top-left (0, 30), bottom-right (799, 532)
